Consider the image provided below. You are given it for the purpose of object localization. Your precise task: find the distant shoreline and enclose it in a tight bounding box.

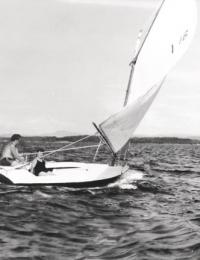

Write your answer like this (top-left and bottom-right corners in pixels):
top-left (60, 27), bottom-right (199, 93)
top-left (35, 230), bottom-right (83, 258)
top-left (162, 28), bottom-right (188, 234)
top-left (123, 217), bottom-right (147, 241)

top-left (0, 135), bottom-right (200, 144)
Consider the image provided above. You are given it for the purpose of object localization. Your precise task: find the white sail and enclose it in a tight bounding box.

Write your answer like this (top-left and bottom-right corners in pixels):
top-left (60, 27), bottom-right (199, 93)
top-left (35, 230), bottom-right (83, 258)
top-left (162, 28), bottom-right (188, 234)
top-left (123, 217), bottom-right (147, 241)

top-left (128, 0), bottom-right (197, 103)
top-left (98, 0), bottom-right (197, 154)
top-left (99, 83), bottom-right (162, 153)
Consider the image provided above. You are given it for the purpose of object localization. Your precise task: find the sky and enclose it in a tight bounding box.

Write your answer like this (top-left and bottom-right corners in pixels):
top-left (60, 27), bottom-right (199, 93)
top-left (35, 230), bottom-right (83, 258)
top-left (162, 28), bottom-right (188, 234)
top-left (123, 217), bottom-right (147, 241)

top-left (0, 0), bottom-right (199, 137)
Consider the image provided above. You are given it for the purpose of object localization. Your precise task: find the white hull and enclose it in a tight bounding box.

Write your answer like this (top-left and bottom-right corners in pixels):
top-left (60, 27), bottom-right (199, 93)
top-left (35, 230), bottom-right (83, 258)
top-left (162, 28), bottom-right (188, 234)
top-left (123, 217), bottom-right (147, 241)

top-left (0, 162), bottom-right (123, 188)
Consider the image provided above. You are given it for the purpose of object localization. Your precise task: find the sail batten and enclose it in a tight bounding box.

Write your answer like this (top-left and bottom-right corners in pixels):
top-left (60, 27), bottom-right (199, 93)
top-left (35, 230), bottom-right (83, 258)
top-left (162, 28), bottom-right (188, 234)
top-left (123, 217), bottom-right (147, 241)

top-left (98, 0), bottom-right (197, 154)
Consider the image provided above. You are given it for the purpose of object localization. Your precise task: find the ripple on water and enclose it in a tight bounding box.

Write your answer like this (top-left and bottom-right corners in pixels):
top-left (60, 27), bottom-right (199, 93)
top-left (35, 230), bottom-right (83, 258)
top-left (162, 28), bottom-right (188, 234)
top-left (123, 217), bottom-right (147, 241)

top-left (1, 143), bottom-right (200, 259)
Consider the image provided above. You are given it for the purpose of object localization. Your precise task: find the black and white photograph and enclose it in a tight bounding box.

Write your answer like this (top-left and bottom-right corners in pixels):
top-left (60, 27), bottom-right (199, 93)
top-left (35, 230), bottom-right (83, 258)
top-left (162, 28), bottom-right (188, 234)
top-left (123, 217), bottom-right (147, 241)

top-left (0, 0), bottom-right (200, 259)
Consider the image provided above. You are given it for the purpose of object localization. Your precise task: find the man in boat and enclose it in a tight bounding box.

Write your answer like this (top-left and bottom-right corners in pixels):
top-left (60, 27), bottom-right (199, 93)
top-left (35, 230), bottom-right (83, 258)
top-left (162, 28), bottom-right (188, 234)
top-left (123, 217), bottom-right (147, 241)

top-left (30, 148), bottom-right (53, 176)
top-left (0, 134), bottom-right (25, 166)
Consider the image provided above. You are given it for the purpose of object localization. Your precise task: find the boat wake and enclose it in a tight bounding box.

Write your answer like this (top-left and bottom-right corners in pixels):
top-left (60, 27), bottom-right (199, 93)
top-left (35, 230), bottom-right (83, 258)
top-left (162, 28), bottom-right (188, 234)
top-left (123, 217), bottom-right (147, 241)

top-left (108, 169), bottom-right (144, 189)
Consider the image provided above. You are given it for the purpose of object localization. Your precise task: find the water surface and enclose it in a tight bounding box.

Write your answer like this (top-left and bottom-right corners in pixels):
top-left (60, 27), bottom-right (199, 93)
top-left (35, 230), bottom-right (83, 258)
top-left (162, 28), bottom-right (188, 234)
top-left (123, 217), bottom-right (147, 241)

top-left (1, 142), bottom-right (200, 259)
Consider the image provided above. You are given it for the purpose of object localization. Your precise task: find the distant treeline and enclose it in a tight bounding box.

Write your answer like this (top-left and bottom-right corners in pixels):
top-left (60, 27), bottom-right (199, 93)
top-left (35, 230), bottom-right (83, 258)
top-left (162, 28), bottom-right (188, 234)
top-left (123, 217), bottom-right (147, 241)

top-left (130, 137), bottom-right (200, 144)
top-left (0, 135), bottom-right (199, 144)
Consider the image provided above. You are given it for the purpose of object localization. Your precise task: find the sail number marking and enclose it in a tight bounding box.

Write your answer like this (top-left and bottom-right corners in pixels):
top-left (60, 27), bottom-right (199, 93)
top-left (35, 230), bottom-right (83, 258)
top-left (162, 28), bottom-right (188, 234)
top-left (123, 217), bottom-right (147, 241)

top-left (171, 29), bottom-right (189, 54)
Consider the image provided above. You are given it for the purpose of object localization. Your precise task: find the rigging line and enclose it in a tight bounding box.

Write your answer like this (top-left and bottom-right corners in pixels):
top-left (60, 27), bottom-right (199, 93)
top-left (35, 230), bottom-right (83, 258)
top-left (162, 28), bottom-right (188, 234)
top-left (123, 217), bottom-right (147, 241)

top-left (53, 144), bottom-right (99, 151)
top-left (15, 145), bottom-right (100, 170)
top-left (24, 144), bottom-right (101, 157)
top-left (23, 134), bottom-right (95, 158)
top-left (42, 134), bottom-right (96, 158)
top-left (93, 139), bottom-right (102, 162)
top-left (123, 141), bottom-right (131, 162)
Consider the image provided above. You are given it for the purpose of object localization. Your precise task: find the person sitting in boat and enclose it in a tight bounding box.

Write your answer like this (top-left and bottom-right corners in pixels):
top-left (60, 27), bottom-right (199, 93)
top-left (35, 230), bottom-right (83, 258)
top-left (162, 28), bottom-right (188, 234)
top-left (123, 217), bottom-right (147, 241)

top-left (0, 134), bottom-right (24, 166)
top-left (30, 148), bottom-right (53, 176)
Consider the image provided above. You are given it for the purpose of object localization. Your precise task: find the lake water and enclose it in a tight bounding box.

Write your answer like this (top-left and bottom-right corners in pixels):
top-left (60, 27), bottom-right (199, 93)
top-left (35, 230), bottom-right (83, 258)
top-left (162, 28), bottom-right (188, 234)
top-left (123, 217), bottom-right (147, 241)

top-left (1, 142), bottom-right (200, 259)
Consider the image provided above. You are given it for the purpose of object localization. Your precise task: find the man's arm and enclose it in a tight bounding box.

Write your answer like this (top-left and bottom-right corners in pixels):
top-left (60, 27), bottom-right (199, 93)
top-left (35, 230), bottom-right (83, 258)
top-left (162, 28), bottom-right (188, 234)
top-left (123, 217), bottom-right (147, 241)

top-left (10, 145), bottom-right (24, 162)
top-left (30, 158), bottom-right (37, 173)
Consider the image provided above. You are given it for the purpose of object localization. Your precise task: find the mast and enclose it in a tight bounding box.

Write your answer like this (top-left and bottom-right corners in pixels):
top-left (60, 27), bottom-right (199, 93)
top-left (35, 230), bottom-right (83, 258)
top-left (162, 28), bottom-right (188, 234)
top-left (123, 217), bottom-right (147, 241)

top-left (94, 0), bottom-right (166, 165)
top-left (123, 59), bottom-right (136, 106)
top-left (121, 0), bottom-right (166, 161)
top-left (120, 58), bottom-right (137, 163)
top-left (94, 0), bottom-right (197, 164)
top-left (123, 29), bottom-right (142, 107)
top-left (115, 57), bottom-right (137, 164)
top-left (123, 0), bottom-right (165, 107)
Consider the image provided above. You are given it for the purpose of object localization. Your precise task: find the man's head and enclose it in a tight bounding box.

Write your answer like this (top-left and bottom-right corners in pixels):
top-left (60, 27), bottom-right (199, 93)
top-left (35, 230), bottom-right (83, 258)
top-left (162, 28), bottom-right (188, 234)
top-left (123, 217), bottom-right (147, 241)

top-left (36, 148), bottom-right (44, 159)
top-left (10, 134), bottom-right (22, 144)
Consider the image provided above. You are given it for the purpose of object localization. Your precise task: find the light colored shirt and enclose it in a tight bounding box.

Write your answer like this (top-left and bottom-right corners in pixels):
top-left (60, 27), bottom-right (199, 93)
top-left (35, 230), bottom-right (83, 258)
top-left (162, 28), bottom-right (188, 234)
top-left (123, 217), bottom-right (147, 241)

top-left (1, 142), bottom-right (23, 162)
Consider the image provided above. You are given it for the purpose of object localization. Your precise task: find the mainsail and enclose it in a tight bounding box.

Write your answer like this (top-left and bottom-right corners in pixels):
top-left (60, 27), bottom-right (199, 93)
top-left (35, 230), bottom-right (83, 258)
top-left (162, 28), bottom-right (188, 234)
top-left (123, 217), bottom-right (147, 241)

top-left (97, 0), bottom-right (197, 154)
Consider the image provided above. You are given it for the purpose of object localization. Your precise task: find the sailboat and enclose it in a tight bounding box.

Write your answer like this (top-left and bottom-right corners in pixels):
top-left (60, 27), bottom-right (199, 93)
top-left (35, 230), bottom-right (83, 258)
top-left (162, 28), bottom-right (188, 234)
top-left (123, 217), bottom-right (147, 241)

top-left (0, 0), bottom-right (197, 187)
